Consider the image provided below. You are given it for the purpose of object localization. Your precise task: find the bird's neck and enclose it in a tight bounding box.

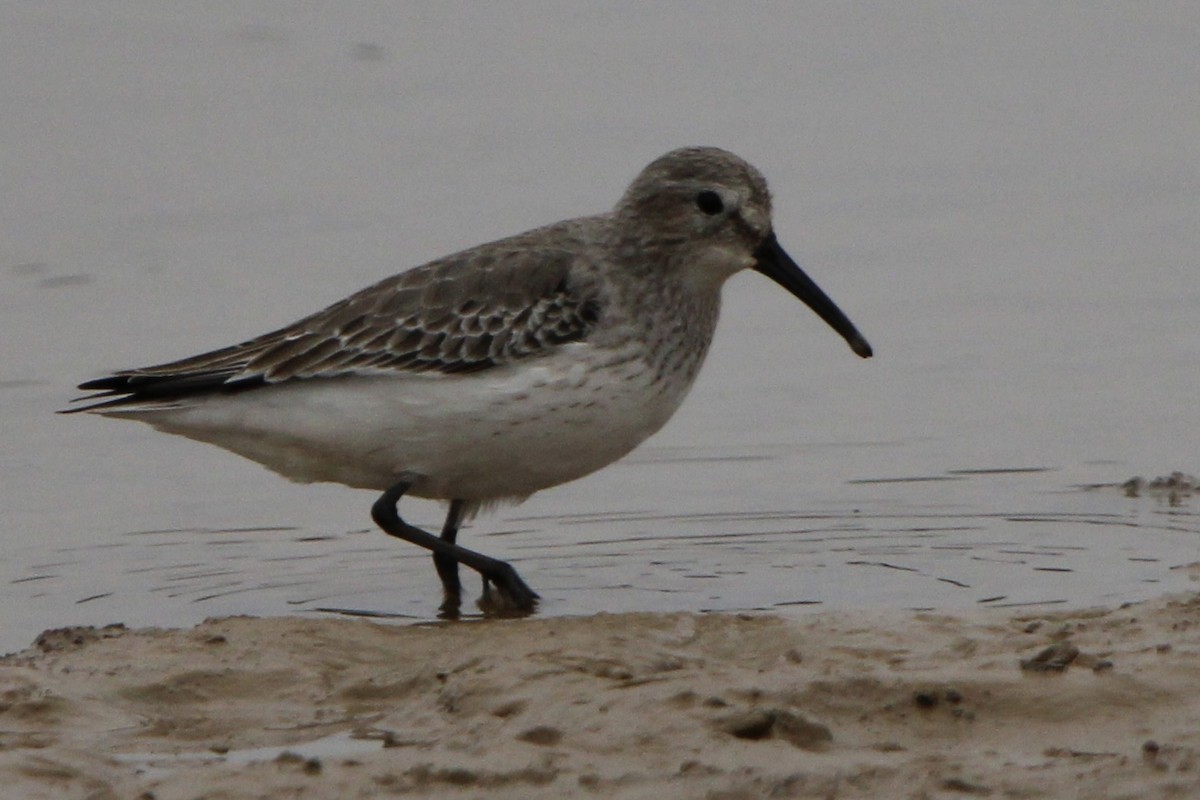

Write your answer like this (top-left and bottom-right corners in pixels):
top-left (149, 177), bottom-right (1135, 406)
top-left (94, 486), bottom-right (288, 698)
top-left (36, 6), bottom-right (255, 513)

top-left (608, 270), bottom-right (722, 383)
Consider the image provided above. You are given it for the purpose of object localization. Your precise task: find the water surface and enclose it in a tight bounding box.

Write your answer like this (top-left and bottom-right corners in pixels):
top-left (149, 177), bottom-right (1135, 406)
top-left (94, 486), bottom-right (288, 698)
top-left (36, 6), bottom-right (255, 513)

top-left (1, 4), bottom-right (1196, 653)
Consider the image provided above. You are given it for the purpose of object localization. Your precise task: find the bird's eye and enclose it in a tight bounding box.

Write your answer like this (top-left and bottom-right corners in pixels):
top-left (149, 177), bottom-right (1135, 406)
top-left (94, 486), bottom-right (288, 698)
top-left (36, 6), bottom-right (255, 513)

top-left (695, 190), bottom-right (724, 216)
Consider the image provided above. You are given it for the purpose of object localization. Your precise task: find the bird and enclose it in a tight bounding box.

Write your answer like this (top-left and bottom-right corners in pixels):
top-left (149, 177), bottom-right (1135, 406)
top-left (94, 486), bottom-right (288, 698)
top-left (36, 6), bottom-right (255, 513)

top-left (65, 147), bottom-right (872, 615)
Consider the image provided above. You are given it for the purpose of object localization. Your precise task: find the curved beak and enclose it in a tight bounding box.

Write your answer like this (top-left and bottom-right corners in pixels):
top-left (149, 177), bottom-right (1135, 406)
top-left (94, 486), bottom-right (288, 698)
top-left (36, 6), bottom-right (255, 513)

top-left (753, 233), bottom-right (873, 358)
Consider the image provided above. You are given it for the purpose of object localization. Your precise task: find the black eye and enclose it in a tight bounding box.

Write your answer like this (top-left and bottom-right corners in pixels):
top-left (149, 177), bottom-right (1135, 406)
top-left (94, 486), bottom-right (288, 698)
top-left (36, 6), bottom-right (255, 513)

top-left (695, 190), bottom-right (724, 216)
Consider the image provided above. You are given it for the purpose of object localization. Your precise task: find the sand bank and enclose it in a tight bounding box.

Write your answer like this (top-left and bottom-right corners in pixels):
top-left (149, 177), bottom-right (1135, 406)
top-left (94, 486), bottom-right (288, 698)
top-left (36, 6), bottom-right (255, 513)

top-left (3, 594), bottom-right (1199, 799)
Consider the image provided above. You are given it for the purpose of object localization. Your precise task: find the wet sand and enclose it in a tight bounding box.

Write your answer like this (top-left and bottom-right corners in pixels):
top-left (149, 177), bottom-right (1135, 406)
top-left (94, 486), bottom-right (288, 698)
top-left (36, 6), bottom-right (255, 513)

top-left (3, 593), bottom-right (1199, 798)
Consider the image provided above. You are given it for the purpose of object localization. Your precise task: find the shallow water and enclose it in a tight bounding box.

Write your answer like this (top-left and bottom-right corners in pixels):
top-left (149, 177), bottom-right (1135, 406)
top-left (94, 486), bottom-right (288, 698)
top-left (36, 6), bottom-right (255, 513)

top-left (115, 731), bottom-right (385, 780)
top-left (1, 4), bottom-right (1197, 653)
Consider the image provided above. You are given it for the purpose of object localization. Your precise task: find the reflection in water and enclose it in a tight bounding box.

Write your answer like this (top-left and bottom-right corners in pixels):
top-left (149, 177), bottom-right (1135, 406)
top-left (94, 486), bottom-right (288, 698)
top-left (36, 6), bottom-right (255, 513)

top-left (7, 464), bottom-right (1196, 648)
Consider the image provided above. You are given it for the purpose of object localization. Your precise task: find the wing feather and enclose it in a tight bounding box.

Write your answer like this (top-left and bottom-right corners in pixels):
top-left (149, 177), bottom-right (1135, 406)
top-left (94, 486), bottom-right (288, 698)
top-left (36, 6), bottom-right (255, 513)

top-left (66, 219), bottom-right (606, 412)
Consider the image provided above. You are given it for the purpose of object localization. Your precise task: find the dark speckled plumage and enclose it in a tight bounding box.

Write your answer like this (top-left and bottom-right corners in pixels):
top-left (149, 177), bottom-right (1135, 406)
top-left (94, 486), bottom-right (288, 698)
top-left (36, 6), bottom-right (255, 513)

top-left (72, 222), bottom-right (606, 409)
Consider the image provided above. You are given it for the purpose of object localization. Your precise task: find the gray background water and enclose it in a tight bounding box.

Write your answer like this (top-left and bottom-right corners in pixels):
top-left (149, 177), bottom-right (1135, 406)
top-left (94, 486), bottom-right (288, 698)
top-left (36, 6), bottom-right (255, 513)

top-left (2, 3), bottom-right (1197, 653)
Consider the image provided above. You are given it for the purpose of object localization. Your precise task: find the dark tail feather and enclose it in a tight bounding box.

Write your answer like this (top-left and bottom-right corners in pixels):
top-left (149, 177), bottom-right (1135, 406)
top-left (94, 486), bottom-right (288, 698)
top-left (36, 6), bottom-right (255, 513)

top-left (61, 372), bottom-right (266, 414)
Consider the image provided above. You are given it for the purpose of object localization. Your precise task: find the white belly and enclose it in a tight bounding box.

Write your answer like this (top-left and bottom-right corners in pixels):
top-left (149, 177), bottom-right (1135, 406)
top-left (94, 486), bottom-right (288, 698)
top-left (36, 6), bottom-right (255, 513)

top-left (111, 341), bottom-right (699, 505)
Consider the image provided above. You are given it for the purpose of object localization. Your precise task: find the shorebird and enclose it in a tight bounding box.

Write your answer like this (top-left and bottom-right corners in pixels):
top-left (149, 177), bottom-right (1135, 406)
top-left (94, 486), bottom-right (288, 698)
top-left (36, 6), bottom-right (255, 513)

top-left (67, 147), bottom-right (872, 614)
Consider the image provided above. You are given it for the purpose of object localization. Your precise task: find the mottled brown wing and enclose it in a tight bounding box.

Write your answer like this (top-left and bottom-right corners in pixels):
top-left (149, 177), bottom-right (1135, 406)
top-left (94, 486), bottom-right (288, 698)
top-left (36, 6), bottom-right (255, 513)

top-left (67, 221), bottom-right (605, 411)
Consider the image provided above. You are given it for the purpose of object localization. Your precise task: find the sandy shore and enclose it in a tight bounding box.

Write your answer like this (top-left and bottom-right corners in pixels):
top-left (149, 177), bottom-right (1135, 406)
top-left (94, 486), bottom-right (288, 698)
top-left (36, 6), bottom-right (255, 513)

top-left (2, 594), bottom-right (1199, 799)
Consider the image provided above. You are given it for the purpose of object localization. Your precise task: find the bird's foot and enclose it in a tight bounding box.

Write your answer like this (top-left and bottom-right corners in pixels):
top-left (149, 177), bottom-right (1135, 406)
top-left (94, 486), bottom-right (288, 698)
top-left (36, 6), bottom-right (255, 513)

top-left (477, 562), bottom-right (540, 616)
top-left (437, 590), bottom-right (463, 620)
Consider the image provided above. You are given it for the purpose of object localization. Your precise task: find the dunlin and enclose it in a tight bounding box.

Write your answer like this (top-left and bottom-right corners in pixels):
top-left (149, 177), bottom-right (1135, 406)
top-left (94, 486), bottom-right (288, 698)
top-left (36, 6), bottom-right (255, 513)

top-left (67, 147), bottom-right (872, 614)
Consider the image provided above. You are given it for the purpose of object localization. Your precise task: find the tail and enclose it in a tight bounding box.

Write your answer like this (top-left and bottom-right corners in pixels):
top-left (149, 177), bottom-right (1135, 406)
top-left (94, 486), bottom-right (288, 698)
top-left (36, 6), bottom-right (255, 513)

top-left (61, 371), bottom-right (266, 414)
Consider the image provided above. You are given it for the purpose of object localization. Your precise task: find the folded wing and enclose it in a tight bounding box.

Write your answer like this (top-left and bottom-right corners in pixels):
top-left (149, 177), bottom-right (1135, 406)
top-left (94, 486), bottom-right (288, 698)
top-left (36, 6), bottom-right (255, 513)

top-left (67, 225), bottom-right (604, 412)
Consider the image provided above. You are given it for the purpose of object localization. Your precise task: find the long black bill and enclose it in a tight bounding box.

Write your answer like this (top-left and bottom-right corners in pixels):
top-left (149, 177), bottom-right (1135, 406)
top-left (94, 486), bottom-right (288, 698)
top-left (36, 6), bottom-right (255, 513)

top-left (753, 233), bottom-right (873, 358)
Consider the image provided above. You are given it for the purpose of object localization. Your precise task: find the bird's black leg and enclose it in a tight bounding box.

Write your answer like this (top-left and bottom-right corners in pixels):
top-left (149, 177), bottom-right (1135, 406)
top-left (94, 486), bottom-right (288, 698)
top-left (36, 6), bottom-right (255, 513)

top-left (433, 499), bottom-right (466, 616)
top-left (371, 482), bottom-right (539, 612)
